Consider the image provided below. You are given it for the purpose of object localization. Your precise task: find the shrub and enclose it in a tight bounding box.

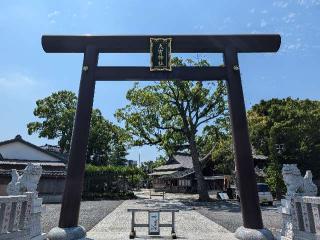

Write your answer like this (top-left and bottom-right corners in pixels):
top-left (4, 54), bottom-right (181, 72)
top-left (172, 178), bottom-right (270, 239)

top-left (82, 164), bottom-right (143, 200)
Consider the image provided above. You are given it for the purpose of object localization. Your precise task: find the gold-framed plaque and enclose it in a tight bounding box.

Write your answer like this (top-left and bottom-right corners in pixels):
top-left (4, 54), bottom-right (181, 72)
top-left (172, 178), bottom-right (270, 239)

top-left (150, 38), bottom-right (172, 71)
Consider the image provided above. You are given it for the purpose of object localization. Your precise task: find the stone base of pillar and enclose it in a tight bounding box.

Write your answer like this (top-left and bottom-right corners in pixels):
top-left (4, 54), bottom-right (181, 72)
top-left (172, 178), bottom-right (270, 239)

top-left (235, 226), bottom-right (274, 240)
top-left (47, 226), bottom-right (86, 240)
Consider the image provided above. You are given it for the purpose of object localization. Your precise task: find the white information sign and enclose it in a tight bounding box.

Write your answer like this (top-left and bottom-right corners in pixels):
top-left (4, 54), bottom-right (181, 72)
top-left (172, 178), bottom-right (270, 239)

top-left (148, 211), bottom-right (160, 235)
top-left (218, 192), bottom-right (229, 200)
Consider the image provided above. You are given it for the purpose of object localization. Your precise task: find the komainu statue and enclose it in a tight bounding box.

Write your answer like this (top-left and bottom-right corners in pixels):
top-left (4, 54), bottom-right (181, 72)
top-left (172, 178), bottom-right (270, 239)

top-left (282, 164), bottom-right (317, 196)
top-left (7, 163), bottom-right (42, 196)
top-left (6, 163), bottom-right (45, 239)
top-left (281, 164), bottom-right (318, 240)
top-left (303, 170), bottom-right (318, 196)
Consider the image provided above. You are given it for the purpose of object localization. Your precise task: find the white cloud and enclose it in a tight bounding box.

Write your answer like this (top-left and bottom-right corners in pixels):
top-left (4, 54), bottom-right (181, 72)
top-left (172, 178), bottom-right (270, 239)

top-left (0, 73), bottom-right (36, 89)
top-left (250, 8), bottom-right (255, 13)
top-left (48, 10), bottom-right (60, 24)
top-left (273, 1), bottom-right (289, 8)
top-left (246, 23), bottom-right (252, 28)
top-left (287, 43), bottom-right (302, 50)
top-left (261, 10), bottom-right (268, 14)
top-left (260, 19), bottom-right (267, 27)
top-left (297, 0), bottom-right (320, 6)
top-left (48, 10), bottom-right (60, 18)
top-left (274, 0), bottom-right (320, 8)
top-left (283, 12), bottom-right (296, 23)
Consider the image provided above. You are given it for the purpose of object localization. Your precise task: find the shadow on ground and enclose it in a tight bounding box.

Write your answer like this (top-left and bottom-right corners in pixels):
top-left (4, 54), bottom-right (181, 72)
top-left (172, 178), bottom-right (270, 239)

top-left (134, 199), bottom-right (194, 211)
top-left (182, 199), bottom-right (241, 213)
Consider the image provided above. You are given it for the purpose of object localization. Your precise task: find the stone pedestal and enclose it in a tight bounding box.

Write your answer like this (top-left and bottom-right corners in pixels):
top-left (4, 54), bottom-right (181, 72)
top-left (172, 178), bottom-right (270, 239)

top-left (47, 226), bottom-right (86, 240)
top-left (235, 226), bottom-right (274, 240)
top-left (280, 198), bottom-right (294, 240)
top-left (30, 195), bottom-right (46, 240)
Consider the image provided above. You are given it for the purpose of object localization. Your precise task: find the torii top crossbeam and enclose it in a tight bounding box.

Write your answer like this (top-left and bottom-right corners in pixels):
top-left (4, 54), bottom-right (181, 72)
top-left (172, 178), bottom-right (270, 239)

top-left (42, 34), bottom-right (280, 53)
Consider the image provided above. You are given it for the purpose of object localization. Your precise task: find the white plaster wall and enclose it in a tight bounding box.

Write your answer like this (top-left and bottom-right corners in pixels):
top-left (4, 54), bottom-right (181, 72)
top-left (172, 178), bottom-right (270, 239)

top-left (0, 142), bottom-right (60, 161)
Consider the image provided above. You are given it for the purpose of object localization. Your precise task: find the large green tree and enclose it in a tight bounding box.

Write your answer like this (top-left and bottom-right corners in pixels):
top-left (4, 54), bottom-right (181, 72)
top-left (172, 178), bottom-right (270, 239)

top-left (27, 90), bottom-right (129, 165)
top-left (116, 58), bottom-right (228, 201)
top-left (248, 98), bottom-right (320, 195)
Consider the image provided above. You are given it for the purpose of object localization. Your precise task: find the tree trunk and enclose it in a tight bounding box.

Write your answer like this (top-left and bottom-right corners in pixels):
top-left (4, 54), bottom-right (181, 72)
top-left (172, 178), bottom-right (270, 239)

top-left (188, 133), bottom-right (210, 201)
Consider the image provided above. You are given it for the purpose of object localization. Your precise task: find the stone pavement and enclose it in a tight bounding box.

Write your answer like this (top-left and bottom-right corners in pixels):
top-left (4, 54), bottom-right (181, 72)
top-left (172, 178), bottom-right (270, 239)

top-left (86, 197), bottom-right (237, 240)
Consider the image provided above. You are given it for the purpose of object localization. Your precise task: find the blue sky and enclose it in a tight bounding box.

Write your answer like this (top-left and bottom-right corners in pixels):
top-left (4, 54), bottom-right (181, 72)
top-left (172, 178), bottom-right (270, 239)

top-left (0, 0), bottom-right (319, 162)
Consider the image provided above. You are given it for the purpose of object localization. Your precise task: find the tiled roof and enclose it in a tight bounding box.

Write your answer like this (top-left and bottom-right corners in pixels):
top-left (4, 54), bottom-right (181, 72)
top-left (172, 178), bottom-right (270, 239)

top-left (253, 154), bottom-right (268, 160)
top-left (173, 155), bottom-right (193, 169)
top-left (0, 159), bottom-right (66, 167)
top-left (0, 169), bottom-right (66, 177)
top-left (153, 164), bottom-right (182, 171)
top-left (149, 171), bottom-right (177, 176)
top-left (153, 154), bottom-right (194, 172)
top-left (160, 169), bottom-right (195, 179)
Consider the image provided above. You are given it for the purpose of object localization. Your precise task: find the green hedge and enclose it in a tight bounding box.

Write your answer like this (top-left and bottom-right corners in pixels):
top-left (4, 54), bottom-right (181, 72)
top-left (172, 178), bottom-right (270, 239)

top-left (85, 164), bottom-right (144, 176)
top-left (82, 164), bottom-right (144, 200)
top-left (82, 191), bottom-right (136, 201)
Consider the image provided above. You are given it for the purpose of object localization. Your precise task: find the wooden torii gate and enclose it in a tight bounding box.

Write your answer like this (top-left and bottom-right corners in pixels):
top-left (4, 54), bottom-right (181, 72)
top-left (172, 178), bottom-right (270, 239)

top-left (42, 34), bottom-right (281, 240)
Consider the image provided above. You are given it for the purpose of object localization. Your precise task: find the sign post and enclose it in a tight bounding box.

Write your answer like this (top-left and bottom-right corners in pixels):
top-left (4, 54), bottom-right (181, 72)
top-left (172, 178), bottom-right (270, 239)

top-left (148, 211), bottom-right (160, 235)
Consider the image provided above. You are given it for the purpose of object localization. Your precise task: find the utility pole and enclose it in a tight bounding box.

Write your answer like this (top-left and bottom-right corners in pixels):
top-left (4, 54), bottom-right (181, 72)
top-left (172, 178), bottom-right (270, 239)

top-left (138, 151), bottom-right (141, 167)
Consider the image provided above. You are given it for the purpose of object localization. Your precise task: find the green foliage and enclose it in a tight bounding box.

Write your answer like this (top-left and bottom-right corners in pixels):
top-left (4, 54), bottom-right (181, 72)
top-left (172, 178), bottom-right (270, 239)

top-left (197, 114), bottom-right (234, 175)
top-left (115, 57), bottom-right (228, 155)
top-left (265, 161), bottom-right (286, 198)
top-left (83, 164), bottom-right (144, 200)
top-left (210, 137), bottom-right (234, 175)
top-left (27, 91), bottom-right (76, 153)
top-left (85, 164), bottom-right (143, 176)
top-left (140, 158), bottom-right (165, 174)
top-left (152, 157), bottom-right (166, 168)
top-left (27, 91), bottom-right (129, 165)
top-left (248, 98), bottom-right (320, 178)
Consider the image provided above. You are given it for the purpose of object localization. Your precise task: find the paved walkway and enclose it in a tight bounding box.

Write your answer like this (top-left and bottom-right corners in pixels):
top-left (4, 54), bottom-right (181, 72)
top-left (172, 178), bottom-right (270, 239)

top-left (86, 197), bottom-right (237, 240)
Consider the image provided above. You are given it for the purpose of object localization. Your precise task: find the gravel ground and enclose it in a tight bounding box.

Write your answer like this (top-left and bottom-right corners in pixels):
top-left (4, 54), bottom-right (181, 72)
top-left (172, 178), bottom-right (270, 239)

top-left (183, 200), bottom-right (282, 238)
top-left (41, 200), bottom-right (124, 233)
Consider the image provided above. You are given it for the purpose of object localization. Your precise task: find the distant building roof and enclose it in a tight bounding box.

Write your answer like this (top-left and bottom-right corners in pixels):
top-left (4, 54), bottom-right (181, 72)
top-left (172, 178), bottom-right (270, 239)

top-left (153, 154), bottom-right (194, 172)
top-left (0, 135), bottom-right (67, 162)
top-left (0, 159), bottom-right (65, 167)
top-left (149, 170), bottom-right (177, 176)
top-left (0, 169), bottom-right (66, 177)
top-left (153, 163), bottom-right (183, 171)
top-left (160, 169), bottom-right (195, 179)
top-left (252, 147), bottom-right (268, 161)
top-left (252, 154), bottom-right (268, 160)
top-left (173, 154), bottom-right (194, 168)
